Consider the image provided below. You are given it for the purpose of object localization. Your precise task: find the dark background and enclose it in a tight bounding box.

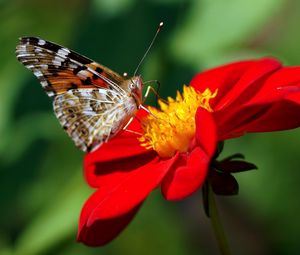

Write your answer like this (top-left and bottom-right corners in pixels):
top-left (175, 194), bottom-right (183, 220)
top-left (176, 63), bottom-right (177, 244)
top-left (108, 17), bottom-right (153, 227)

top-left (1, 0), bottom-right (300, 254)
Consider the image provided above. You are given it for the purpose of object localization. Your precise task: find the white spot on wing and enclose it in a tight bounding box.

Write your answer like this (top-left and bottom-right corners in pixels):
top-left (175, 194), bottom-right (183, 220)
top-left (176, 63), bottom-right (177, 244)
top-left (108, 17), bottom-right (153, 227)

top-left (17, 53), bottom-right (35, 58)
top-left (53, 55), bottom-right (64, 66)
top-left (58, 48), bottom-right (70, 58)
top-left (77, 70), bottom-right (90, 79)
top-left (34, 48), bottom-right (43, 53)
top-left (38, 39), bottom-right (46, 46)
top-left (40, 81), bottom-right (48, 87)
top-left (78, 90), bottom-right (92, 97)
top-left (47, 91), bottom-right (55, 96)
top-left (34, 70), bottom-right (43, 77)
top-left (39, 64), bottom-right (48, 69)
top-left (16, 45), bottom-right (27, 52)
top-left (69, 63), bottom-right (78, 69)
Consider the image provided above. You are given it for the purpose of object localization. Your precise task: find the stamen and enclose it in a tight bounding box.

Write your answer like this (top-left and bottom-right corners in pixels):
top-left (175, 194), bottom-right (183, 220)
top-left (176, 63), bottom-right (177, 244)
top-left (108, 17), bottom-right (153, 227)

top-left (138, 85), bottom-right (217, 158)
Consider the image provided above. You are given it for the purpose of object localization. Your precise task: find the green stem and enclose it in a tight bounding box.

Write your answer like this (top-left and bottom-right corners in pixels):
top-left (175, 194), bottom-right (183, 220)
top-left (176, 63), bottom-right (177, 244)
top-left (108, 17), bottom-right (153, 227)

top-left (208, 184), bottom-right (231, 255)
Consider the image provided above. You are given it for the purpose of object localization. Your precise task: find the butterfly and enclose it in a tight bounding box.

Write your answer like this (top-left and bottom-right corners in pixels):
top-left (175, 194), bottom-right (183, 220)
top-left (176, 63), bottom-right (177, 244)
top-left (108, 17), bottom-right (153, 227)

top-left (15, 37), bottom-right (143, 152)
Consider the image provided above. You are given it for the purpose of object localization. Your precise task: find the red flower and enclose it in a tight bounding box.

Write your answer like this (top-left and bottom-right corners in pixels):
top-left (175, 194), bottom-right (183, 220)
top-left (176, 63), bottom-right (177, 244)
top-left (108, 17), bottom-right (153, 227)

top-left (77, 58), bottom-right (300, 246)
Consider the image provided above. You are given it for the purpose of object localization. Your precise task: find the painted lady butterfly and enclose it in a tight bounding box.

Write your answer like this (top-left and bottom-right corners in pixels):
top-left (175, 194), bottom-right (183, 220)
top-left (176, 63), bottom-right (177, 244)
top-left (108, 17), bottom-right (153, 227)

top-left (16, 37), bottom-right (143, 152)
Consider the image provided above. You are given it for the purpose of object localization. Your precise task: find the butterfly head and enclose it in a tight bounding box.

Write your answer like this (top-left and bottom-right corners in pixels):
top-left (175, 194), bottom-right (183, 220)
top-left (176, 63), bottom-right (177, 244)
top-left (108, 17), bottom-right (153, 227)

top-left (128, 76), bottom-right (143, 106)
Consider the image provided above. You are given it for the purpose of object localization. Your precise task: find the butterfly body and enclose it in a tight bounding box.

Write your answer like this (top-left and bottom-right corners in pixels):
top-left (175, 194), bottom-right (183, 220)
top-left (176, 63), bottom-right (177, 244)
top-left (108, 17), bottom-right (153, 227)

top-left (16, 37), bottom-right (143, 152)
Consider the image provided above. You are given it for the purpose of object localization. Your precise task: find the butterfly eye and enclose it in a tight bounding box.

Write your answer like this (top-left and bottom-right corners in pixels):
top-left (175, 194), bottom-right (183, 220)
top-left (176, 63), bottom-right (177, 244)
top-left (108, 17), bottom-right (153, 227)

top-left (129, 83), bottom-right (136, 90)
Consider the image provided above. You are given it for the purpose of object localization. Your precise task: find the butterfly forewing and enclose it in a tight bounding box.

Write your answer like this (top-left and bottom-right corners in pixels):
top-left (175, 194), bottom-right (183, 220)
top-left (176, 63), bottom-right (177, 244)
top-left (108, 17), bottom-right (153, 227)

top-left (16, 37), bottom-right (140, 152)
top-left (16, 37), bottom-right (126, 96)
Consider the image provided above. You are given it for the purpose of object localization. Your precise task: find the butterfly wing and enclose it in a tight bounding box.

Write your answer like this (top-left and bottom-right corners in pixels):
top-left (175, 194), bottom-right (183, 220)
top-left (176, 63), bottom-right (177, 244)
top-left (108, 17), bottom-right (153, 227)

top-left (15, 37), bottom-right (137, 151)
top-left (15, 36), bottom-right (126, 96)
top-left (54, 88), bottom-right (137, 152)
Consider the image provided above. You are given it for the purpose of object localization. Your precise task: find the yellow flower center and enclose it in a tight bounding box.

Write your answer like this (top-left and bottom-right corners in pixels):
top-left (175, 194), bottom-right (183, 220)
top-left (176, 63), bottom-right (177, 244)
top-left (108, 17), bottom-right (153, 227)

top-left (139, 85), bottom-right (217, 158)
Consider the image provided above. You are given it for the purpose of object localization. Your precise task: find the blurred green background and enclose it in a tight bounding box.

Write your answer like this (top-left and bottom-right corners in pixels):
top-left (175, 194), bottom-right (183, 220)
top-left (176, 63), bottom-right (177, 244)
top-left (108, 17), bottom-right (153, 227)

top-left (1, 0), bottom-right (300, 254)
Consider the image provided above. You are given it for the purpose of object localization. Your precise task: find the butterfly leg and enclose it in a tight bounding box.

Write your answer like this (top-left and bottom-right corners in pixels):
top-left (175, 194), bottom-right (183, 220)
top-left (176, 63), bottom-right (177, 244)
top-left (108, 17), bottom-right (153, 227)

top-left (139, 105), bottom-right (161, 119)
top-left (143, 80), bottom-right (159, 102)
top-left (123, 116), bottom-right (134, 130)
top-left (140, 82), bottom-right (163, 119)
top-left (123, 117), bottom-right (142, 136)
top-left (143, 82), bottom-right (168, 106)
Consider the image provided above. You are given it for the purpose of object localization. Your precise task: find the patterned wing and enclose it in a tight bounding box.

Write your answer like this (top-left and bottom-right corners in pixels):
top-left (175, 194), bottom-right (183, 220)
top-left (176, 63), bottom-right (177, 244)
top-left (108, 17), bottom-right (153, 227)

top-left (15, 37), bottom-right (139, 151)
top-left (15, 37), bottom-right (126, 97)
top-left (53, 88), bottom-right (137, 152)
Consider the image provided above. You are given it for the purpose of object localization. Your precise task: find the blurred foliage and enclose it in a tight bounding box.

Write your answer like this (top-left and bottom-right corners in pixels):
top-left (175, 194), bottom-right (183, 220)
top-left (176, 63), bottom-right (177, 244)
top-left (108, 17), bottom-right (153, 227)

top-left (1, 0), bottom-right (300, 254)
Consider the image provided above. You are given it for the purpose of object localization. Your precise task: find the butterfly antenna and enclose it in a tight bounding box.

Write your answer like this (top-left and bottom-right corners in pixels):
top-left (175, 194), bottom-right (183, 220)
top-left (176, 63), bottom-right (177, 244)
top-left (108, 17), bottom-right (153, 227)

top-left (133, 22), bottom-right (164, 76)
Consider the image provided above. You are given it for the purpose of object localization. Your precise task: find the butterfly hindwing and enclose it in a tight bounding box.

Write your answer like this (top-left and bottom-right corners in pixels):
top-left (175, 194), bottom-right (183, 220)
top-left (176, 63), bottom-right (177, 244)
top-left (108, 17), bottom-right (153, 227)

top-left (15, 37), bottom-right (125, 97)
top-left (53, 88), bottom-right (137, 151)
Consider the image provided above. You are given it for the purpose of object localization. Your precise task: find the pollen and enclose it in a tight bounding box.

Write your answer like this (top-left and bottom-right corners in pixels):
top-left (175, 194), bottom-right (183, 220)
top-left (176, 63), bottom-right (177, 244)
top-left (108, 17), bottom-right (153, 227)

top-left (139, 85), bottom-right (217, 158)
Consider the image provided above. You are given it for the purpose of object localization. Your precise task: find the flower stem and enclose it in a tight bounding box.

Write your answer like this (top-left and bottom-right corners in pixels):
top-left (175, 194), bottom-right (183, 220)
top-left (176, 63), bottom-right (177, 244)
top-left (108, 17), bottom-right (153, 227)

top-left (208, 184), bottom-right (231, 255)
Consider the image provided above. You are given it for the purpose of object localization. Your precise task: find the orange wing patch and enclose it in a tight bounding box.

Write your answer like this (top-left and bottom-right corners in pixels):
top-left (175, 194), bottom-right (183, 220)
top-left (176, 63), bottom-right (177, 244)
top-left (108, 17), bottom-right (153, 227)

top-left (16, 37), bottom-right (124, 96)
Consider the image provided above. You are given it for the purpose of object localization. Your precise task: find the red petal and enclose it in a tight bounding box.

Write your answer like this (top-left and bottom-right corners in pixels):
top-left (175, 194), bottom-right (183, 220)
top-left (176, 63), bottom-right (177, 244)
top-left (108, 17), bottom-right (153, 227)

top-left (126, 108), bottom-right (149, 133)
top-left (287, 90), bottom-right (300, 103)
top-left (190, 60), bottom-right (255, 94)
top-left (85, 146), bottom-right (156, 188)
top-left (214, 104), bottom-right (269, 139)
top-left (192, 59), bottom-right (300, 139)
top-left (78, 155), bottom-right (177, 246)
top-left (161, 147), bottom-right (210, 200)
top-left (77, 203), bottom-right (141, 246)
top-left (237, 97), bottom-right (300, 133)
top-left (84, 155), bottom-right (177, 222)
top-left (247, 66), bottom-right (300, 104)
top-left (195, 108), bottom-right (217, 156)
top-left (190, 58), bottom-right (281, 110)
top-left (212, 58), bottom-right (281, 111)
top-left (84, 109), bottom-right (157, 188)
top-left (85, 134), bottom-right (151, 165)
top-left (216, 91), bottom-right (300, 139)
